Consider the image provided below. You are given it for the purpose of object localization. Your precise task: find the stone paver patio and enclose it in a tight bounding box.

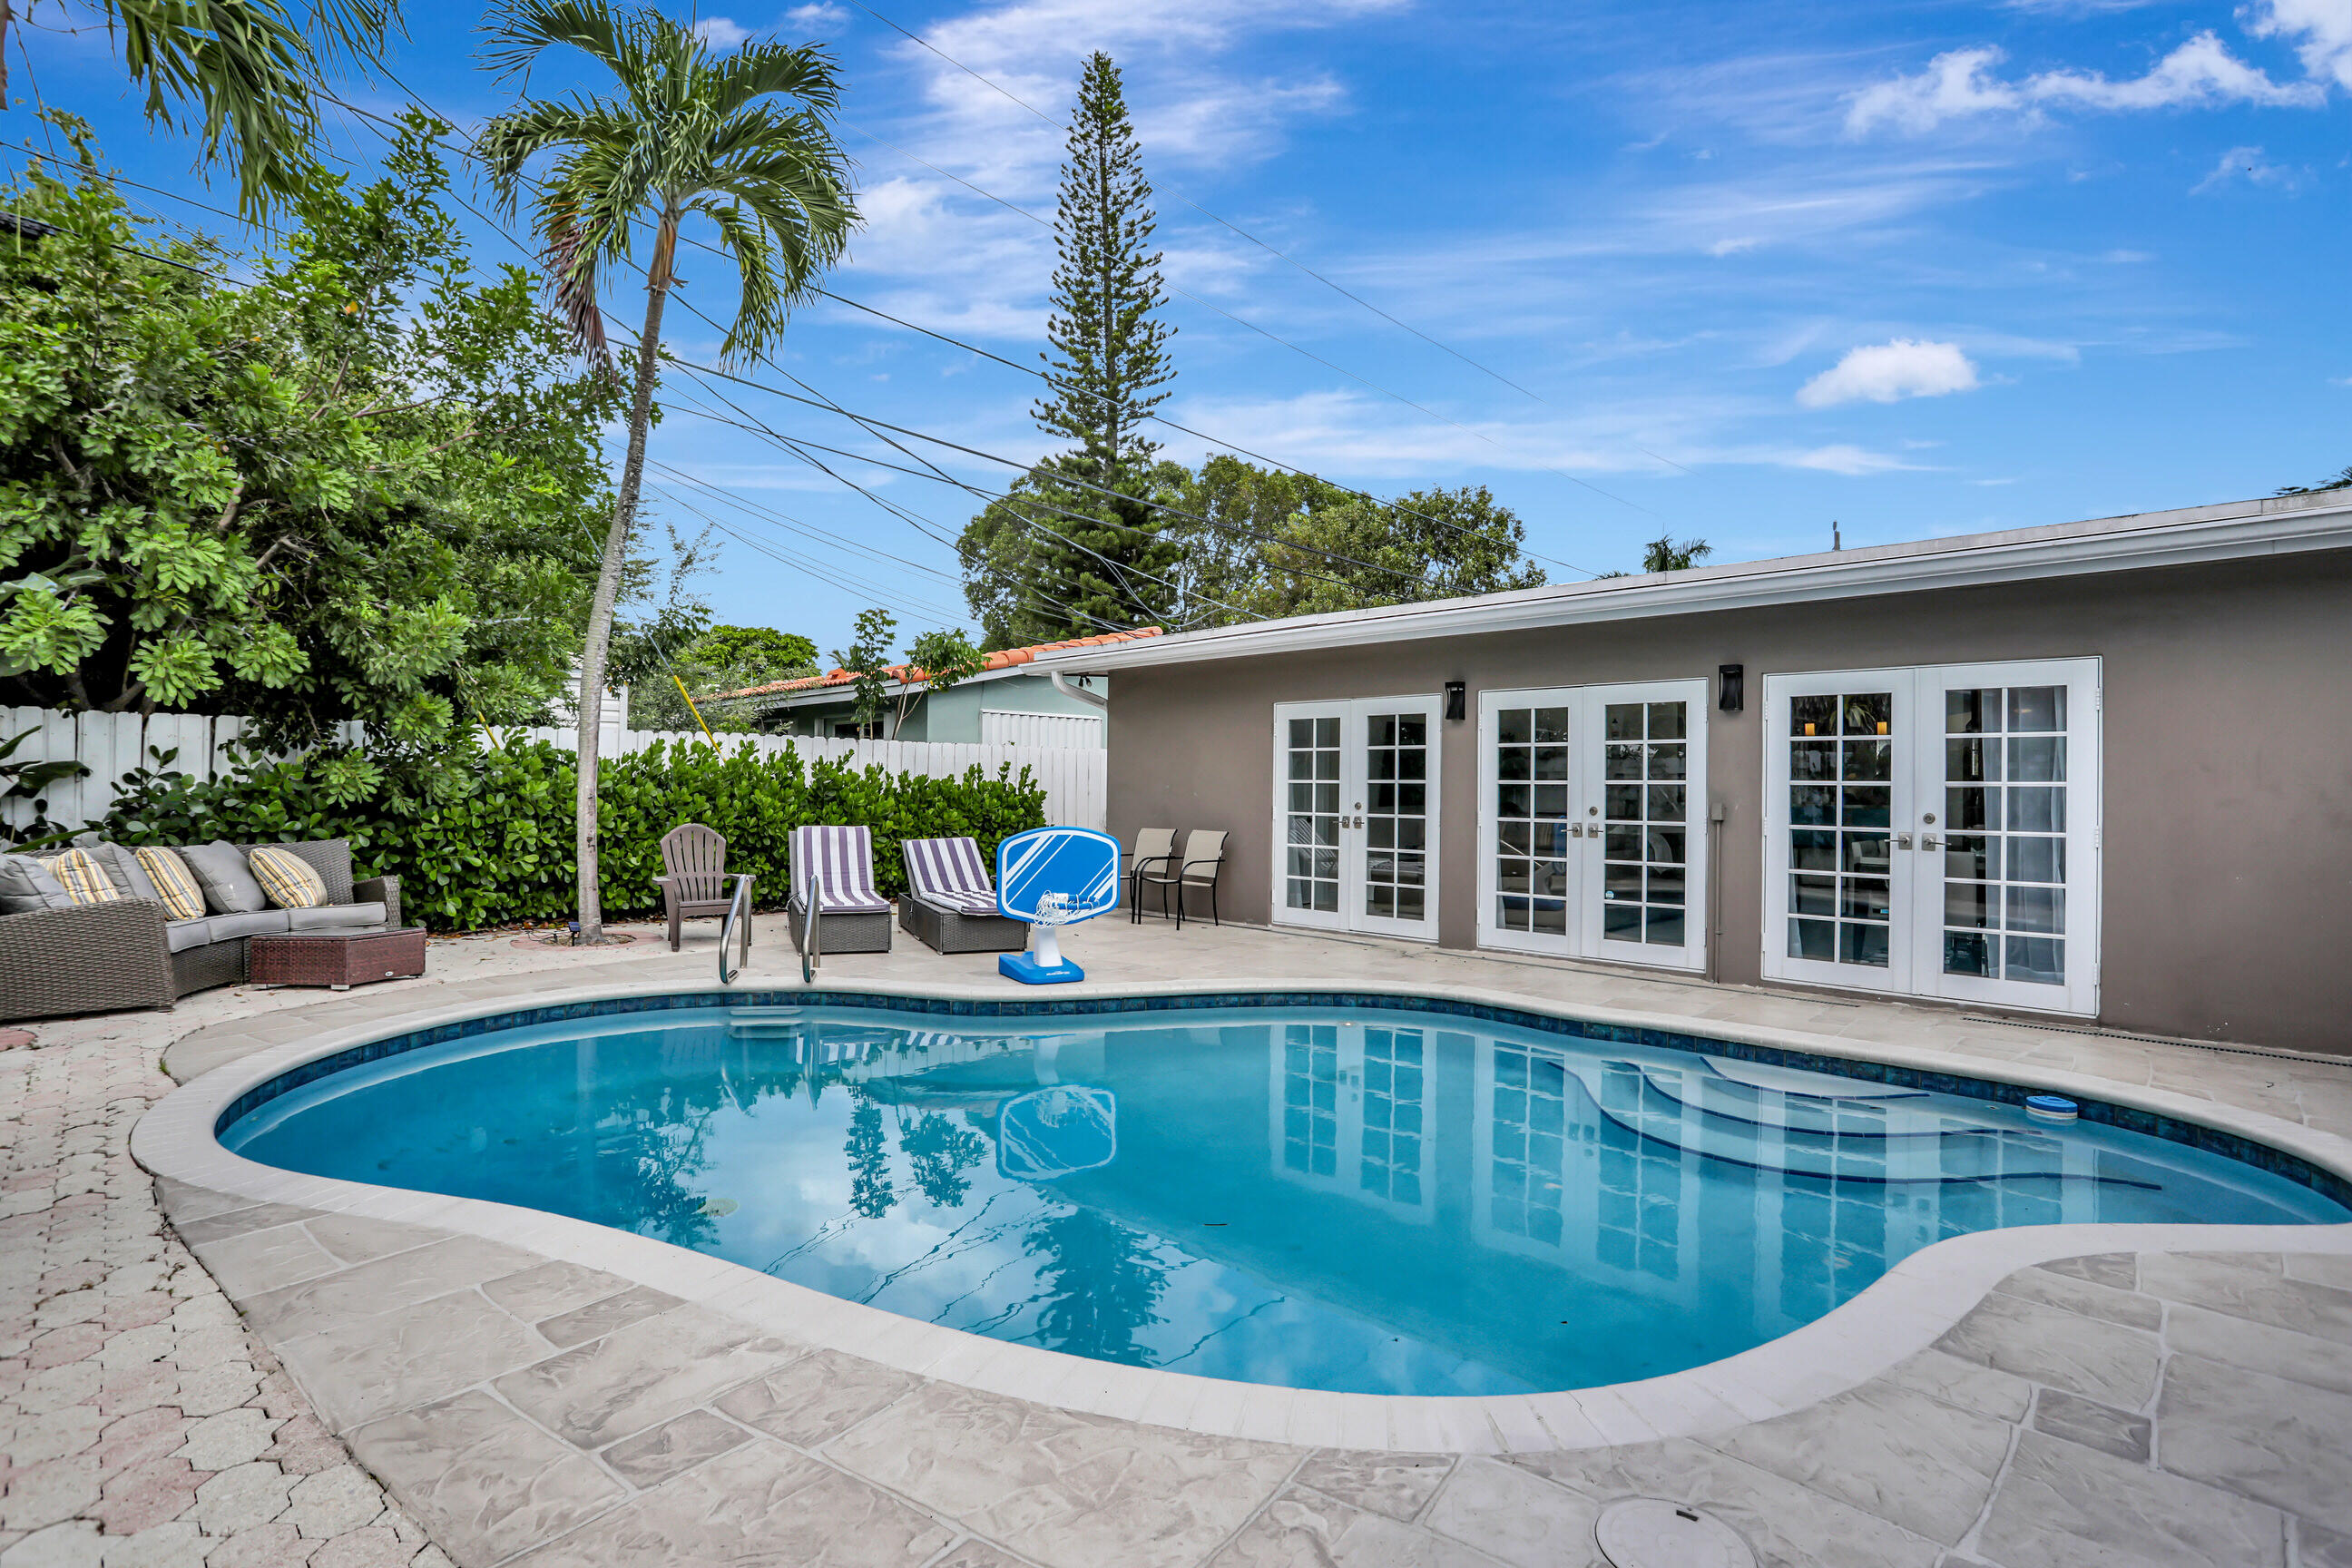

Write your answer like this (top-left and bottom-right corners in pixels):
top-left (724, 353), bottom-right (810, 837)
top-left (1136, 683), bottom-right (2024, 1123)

top-left (9, 914), bottom-right (2352, 1566)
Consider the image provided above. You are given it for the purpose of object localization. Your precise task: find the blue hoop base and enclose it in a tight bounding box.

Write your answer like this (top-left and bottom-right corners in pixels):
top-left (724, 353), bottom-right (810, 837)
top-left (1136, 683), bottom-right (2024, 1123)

top-left (999, 953), bottom-right (1085, 985)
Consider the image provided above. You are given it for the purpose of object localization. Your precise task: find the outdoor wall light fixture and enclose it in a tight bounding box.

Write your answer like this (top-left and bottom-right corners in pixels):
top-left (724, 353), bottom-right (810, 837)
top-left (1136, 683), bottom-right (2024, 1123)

top-left (1444, 681), bottom-right (1467, 721)
top-left (1719, 664), bottom-right (1744, 713)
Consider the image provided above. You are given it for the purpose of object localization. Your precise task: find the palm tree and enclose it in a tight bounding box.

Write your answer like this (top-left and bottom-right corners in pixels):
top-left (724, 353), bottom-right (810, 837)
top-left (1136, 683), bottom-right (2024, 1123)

top-left (475, 0), bottom-right (857, 943)
top-left (1, 0), bottom-right (402, 219)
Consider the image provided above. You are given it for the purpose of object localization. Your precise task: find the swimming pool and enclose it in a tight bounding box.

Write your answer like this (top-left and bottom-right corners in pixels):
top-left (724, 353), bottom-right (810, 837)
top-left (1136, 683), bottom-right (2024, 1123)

top-left (219, 995), bottom-right (2348, 1396)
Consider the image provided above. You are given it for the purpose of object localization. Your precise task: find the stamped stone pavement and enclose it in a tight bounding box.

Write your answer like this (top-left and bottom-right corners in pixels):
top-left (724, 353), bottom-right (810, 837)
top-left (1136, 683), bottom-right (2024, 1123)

top-left (11, 915), bottom-right (2352, 1566)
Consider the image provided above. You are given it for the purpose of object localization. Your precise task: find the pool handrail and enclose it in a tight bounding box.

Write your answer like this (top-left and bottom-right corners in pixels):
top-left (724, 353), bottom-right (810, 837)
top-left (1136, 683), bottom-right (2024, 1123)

top-left (718, 874), bottom-right (752, 985)
top-left (799, 877), bottom-right (821, 983)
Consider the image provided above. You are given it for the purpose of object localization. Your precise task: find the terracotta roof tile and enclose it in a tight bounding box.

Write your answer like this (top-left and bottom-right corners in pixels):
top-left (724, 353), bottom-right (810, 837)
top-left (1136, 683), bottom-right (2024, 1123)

top-left (708, 627), bottom-right (1161, 701)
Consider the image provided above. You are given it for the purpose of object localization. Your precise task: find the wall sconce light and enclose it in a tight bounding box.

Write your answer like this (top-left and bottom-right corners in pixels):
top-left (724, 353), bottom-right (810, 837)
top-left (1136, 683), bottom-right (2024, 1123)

top-left (1443, 681), bottom-right (1466, 721)
top-left (1718, 664), bottom-right (1744, 713)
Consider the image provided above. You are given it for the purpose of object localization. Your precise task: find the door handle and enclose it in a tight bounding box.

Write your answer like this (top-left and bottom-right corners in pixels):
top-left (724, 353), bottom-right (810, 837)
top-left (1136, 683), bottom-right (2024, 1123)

top-left (1920, 833), bottom-right (1941, 849)
top-left (1896, 832), bottom-right (1913, 849)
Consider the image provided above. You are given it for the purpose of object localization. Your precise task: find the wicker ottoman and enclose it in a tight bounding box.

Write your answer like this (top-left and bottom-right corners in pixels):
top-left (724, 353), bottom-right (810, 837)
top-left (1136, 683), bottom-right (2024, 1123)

top-left (249, 927), bottom-right (427, 990)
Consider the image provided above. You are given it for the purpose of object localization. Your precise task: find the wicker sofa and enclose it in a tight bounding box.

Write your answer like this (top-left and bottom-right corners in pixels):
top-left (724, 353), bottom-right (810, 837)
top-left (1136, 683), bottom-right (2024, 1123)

top-left (0, 838), bottom-right (399, 1022)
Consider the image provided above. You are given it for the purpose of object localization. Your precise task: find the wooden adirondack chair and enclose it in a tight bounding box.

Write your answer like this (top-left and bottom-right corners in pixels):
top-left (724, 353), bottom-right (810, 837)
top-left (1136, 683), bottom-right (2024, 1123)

top-left (656, 823), bottom-right (752, 952)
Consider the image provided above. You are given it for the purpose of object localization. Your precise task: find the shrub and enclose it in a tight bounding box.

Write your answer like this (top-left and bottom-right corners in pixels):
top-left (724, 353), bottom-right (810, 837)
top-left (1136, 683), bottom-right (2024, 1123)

top-left (96, 739), bottom-right (1047, 931)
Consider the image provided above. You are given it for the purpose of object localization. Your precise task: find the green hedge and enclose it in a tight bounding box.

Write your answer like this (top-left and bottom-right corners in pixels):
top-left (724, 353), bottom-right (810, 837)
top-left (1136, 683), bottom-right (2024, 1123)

top-left (96, 740), bottom-right (1048, 932)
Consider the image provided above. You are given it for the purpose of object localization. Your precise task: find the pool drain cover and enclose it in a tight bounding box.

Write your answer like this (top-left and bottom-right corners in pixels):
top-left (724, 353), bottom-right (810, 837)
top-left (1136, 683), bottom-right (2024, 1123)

top-left (1594, 1498), bottom-right (1755, 1568)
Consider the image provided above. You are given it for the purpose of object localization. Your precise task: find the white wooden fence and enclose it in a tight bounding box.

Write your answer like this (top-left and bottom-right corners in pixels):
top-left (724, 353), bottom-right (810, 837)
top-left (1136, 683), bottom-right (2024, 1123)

top-left (980, 708), bottom-right (1105, 750)
top-left (3, 707), bottom-right (1104, 835)
top-left (1, 707), bottom-right (365, 837)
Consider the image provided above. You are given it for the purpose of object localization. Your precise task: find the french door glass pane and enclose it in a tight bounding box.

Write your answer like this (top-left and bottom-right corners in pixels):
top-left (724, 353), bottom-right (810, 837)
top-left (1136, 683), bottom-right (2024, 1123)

top-left (1786, 691), bottom-right (1895, 966)
top-left (1602, 701), bottom-right (1689, 946)
top-left (1942, 687), bottom-right (2067, 985)
top-left (1492, 706), bottom-right (1567, 934)
top-left (1285, 717), bottom-right (1340, 913)
top-left (1364, 712), bottom-right (1429, 922)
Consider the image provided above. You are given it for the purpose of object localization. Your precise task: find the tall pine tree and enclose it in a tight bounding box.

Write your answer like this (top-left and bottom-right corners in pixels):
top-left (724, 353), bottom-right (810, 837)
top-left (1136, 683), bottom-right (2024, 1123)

top-left (959, 53), bottom-right (1179, 647)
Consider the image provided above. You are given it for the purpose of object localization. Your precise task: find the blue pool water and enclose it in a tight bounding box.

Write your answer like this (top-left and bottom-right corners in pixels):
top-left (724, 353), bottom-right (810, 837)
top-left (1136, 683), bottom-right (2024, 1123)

top-left (221, 1002), bottom-right (2347, 1395)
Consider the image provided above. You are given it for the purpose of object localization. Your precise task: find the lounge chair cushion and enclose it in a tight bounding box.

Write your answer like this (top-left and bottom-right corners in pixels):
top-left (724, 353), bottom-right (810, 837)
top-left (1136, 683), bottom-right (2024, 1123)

top-left (181, 840), bottom-right (270, 915)
top-left (134, 848), bottom-right (208, 921)
top-left (902, 837), bottom-right (1004, 916)
top-left (164, 917), bottom-right (215, 954)
top-left (789, 825), bottom-right (892, 914)
top-left (247, 845), bottom-right (328, 909)
top-left (288, 902), bottom-right (387, 931)
top-left (0, 853), bottom-right (77, 915)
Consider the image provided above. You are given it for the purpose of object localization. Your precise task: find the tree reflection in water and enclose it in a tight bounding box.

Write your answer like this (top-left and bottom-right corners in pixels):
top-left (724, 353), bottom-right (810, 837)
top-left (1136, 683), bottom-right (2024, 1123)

top-left (1020, 1210), bottom-right (1171, 1366)
top-left (845, 1097), bottom-right (896, 1219)
top-left (900, 1111), bottom-right (988, 1208)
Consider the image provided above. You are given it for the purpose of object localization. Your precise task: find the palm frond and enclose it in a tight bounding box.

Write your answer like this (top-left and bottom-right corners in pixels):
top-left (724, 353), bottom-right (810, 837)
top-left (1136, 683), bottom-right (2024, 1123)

top-left (479, 0), bottom-right (628, 83)
top-left (108, 0), bottom-right (323, 220)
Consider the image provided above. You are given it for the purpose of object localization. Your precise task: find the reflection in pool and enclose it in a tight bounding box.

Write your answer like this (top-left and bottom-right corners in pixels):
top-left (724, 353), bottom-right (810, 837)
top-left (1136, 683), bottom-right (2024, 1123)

top-left (221, 1004), bottom-right (2346, 1395)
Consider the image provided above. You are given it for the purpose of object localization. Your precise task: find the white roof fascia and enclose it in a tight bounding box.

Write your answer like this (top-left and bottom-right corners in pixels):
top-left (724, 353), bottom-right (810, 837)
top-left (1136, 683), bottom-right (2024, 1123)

top-left (1024, 492), bottom-right (2352, 672)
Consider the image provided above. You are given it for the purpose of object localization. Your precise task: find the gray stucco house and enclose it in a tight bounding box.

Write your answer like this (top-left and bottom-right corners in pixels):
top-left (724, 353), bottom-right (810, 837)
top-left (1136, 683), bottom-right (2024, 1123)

top-left (1026, 489), bottom-right (2352, 1054)
top-left (712, 629), bottom-right (1159, 744)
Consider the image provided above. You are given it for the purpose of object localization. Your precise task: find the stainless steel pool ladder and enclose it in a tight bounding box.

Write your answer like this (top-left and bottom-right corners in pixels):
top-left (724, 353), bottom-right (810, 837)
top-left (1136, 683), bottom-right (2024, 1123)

top-left (798, 879), bottom-right (821, 984)
top-left (718, 874), bottom-right (752, 985)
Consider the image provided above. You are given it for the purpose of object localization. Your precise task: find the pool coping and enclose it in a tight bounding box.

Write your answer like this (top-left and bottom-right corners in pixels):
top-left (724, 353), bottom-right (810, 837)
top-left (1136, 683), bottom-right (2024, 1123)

top-left (131, 975), bottom-right (2352, 1456)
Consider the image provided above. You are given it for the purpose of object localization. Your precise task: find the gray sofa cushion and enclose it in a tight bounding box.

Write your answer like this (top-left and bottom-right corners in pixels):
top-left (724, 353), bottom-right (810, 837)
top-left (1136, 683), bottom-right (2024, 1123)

top-left (165, 918), bottom-right (214, 954)
top-left (201, 910), bottom-right (291, 943)
top-left (83, 843), bottom-right (163, 904)
top-left (287, 902), bottom-right (387, 931)
top-left (0, 853), bottom-right (78, 914)
top-left (181, 841), bottom-right (269, 915)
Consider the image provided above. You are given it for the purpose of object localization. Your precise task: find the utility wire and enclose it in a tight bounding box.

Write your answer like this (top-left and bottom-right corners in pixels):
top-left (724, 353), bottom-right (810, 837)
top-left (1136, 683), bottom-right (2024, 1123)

top-left (838, 2), bottom-right (1691, 508)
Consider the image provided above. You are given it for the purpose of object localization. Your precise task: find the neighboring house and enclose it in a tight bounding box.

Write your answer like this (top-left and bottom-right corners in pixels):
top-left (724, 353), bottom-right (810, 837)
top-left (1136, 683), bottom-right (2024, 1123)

top-left (710, 630), bottom-right (1160, 744)
top-left (1029, 490), bottom-right (2352, 1054)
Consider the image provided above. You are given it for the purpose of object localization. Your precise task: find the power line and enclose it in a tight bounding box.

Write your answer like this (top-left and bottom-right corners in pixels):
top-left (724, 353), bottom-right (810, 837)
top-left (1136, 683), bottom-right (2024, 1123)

top-left (836, 2), bottom-right (1685, 515)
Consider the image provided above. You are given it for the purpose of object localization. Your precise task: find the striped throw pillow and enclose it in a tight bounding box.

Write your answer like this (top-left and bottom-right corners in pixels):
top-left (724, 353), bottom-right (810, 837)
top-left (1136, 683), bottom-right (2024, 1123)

top-left (134, 847), bottom-right (207, 922)
top-left (43, 848), bottom-right (123, 906)
top-left (247, 845), bottom-right (326, 910)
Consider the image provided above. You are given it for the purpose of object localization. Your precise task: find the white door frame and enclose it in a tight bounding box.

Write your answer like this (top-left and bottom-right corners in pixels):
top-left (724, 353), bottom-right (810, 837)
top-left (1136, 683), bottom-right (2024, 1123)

top-left (1475, 679), bottom-right (1710, 973)
top-left (1759, 658), bottom-right (2102, 1016)
top-left (1269, 696), bottom-right (1443, 942)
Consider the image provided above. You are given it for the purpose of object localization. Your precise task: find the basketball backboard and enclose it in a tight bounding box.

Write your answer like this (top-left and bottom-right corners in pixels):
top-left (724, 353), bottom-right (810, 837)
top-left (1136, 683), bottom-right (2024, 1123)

top-left (995, 827), bottom-right (1121, 924)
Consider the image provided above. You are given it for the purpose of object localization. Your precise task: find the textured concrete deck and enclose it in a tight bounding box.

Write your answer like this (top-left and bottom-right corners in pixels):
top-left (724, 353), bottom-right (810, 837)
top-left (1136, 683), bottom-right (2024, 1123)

top-left (12, 914), bottom-right (2352, 1566)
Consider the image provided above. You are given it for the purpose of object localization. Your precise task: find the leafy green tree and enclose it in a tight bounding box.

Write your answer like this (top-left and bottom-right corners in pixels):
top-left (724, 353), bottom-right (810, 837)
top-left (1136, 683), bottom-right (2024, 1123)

top-left (618, 622), bottom-right (818, 730)
top-left (829, 607), bottom-right (988, 736)
top-left (476, 0), bottom-right (858, 943)
top-left (0, 116), bottom-right (621, 748)
top-left (959, 53), bottom-right (1178, 646)
top-left (2, 0), bottom-right (402, 220)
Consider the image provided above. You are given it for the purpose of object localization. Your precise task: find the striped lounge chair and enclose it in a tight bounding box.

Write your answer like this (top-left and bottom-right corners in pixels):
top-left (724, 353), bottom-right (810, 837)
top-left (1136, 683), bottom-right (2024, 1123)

top-left (787, 825), bottom-right (894, 954)
top-left (899, 837), bottom-right (1027, 956)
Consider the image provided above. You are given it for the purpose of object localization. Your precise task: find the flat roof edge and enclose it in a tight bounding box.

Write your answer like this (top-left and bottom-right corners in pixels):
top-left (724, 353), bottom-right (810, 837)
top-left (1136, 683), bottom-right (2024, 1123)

top-left (1030, 492), bottom-right (2352, 672)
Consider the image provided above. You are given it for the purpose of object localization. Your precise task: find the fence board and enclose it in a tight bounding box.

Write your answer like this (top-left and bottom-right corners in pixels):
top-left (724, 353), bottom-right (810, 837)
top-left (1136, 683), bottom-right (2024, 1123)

top-left (2, 707), bottom-right (1108, 835)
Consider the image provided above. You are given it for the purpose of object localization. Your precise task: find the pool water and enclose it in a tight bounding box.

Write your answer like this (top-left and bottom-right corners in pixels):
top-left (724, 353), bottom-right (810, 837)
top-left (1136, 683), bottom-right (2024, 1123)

top-left (222, 1003), bottom-right (2347, 1395)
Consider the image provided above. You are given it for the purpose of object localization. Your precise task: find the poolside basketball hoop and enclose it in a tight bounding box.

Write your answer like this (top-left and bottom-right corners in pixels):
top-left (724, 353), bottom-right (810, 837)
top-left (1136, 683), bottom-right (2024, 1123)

top-left (995, 827), bottom-right (1121, 985)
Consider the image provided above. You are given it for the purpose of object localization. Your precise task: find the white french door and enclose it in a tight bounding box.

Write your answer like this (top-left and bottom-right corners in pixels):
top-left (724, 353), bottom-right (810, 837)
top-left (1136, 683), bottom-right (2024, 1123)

top-left (1271, 697), bottom-right (1443, 940)
top-left (1475, 680), bottom-right (1710, 972)
top-left (1761, 660), bottom-right (2101, 1015)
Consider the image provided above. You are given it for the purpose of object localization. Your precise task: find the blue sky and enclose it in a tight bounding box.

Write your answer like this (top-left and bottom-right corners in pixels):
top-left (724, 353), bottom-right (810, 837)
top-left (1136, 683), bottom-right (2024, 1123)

top-left (15, 0), bottom-right (2351, 653)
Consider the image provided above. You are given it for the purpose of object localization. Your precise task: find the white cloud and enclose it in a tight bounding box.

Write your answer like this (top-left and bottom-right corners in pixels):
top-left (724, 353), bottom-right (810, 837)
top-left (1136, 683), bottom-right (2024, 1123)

top-left (1846, 47), bottom-right (2023, 135)
top-left (1846, 34), bottom-right (2322, 136)
top-left (2031, 31), bottom-right (2323, 109)
top-left (782, 1), bottom-right (850, 32)
top-left (2193, 143), bottom-right (2294, 191)
top-left (1797, 339), bottom-right (1982, 407)
top-left (1707, 236), bottom-right (1759, 256)
top-left (693, 15), bottom-right (752, 47)
top-left (1785, 444), bottom-right (1927, 475)
top-left (2245, 0), bottom-right (2352, 89)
